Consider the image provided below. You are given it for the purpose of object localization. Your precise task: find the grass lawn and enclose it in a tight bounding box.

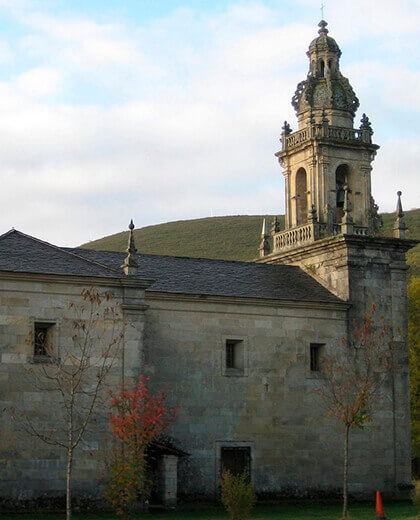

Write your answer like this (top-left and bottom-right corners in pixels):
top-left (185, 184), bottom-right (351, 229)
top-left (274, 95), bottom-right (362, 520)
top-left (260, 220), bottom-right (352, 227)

top-left (1, 501), bottom-right (419, 520)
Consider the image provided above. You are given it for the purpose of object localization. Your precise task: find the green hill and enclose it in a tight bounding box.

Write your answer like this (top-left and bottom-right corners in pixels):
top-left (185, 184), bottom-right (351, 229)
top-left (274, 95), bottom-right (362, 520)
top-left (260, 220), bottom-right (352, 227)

top-left (81, 209), bottom-right (420, 273)
top-left (81, 215), bottom-right (285, 262)
top-left (378, 209), bottom-right (420, 276)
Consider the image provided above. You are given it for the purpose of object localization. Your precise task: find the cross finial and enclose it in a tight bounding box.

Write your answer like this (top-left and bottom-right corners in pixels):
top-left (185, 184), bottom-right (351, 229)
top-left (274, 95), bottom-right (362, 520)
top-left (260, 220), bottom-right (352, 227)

top-left (321, 3), bottom-right (325, 20)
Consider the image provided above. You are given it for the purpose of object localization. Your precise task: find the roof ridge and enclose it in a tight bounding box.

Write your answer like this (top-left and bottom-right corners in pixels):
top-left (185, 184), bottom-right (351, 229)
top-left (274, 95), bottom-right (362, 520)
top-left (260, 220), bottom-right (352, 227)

top-left (71, 247), bottom-right (300, 269)
top-left (0, 229), bottom-right (18, 241)
top-left (1, 229), bottom-right (122, 277)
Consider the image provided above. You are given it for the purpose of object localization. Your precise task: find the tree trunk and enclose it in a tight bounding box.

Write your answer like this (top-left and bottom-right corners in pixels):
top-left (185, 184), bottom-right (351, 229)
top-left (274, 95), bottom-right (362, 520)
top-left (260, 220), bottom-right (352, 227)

top-left (66, 446), bottom-right (73, 520)
top-left (342, 424), bottom-right (350, 519)
top-left (67, 397), bottom-right (74, 520)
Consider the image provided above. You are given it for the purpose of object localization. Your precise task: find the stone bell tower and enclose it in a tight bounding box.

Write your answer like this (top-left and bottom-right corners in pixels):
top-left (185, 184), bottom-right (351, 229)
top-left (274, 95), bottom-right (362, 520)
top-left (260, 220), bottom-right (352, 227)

top-left (276, 20), bottom-right (381, 241)
top-left (258, 21), bottom-right (417, 496)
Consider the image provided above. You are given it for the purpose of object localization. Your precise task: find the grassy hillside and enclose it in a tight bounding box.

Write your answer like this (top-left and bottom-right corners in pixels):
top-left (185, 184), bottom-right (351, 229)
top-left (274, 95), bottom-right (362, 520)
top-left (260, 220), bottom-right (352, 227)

top-left (379, 209), bottom-right (420, 276)
top-left (81, 209), bottom-right (420, 272)
top-left (81, 215), bottom-right (285, 262)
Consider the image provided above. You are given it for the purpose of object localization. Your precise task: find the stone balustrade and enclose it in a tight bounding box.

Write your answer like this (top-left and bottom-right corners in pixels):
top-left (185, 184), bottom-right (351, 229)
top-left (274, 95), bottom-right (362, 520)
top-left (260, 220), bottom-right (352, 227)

top-left (273, 222), bottom-right (369, 252)
top-left (273, 222), bottom-right (320, 252)
top-left (333, 224), bottom-right (368, 236)
top-left (353, 225), bottom-right (368, 236)
top-left (327, 126), bottom-right (360, 141)
top-left (283, 124), bottom-right (366, 151)
top-left (284, 127), bottom-right (311, 148)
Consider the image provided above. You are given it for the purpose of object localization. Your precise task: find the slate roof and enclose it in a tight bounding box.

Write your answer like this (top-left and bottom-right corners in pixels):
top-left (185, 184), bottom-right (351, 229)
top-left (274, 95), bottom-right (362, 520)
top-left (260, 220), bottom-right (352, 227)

top-left (0, 230), bottom-right (119, 278)
top-left (68, 248), bottom-right (342, 304)
top-left (0, 229), bottom-right (342, 304)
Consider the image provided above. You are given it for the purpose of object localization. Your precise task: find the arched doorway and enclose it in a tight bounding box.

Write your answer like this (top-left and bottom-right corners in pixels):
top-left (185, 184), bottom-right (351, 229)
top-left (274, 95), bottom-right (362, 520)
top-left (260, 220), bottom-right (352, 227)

top-left (336, 164), bottom-right (350, 222)
top-left (296, 168), bottom-right (308, 226)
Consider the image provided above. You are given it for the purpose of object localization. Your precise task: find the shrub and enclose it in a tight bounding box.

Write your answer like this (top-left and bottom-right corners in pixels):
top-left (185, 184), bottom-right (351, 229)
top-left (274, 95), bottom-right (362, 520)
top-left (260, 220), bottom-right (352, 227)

top-left (220, 470), bottom-right (256, 520)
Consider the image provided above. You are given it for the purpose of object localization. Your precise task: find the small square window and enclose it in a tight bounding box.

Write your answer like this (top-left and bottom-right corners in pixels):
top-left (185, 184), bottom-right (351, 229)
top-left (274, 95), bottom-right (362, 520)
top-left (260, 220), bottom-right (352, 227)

top-left (34, 322), bottom-right (54, 360)
top-left (310, 343), bottom-right (324, 372)
top-left (225, 340), bottom-right (237, 369)
top-left (222, 336), bottom-right (248, 377)
top-left (225, 339), bottom-right (242, 370)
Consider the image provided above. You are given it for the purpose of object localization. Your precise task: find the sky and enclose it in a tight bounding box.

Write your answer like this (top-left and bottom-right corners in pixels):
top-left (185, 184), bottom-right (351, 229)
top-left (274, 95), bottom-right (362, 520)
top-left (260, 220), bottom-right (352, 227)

top-left (0, 0), bottom-right (418, 246)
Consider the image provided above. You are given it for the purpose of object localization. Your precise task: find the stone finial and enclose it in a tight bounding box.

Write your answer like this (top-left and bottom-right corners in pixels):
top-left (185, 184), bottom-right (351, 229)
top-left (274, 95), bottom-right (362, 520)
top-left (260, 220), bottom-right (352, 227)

top-left (308, 204), bottom-right (318, 223)
top-left (271, 216), bottom-right (280, 235)
top-left (394, 191), bottom-right (407, 239)
top-left (368, 195), bottom-right (383, 235)
top-left (318, 20), bottom-right (329, 35)
top-left (309, 110), bottom-right (316, 125)
top-left (341, 185), bottom-right (354, 234)
top-left (360, 113), bottom-right (373, 143)
top-left (360, 113), bottom-right (372, 131)
top-left (281, 121), bottom-right (292, 136)
top-left (258, 218), bottom-right (271, 258)
top-left (321, 109), bottom-right (329, 125)
top-left (121, 219), bottom-right (138, 276)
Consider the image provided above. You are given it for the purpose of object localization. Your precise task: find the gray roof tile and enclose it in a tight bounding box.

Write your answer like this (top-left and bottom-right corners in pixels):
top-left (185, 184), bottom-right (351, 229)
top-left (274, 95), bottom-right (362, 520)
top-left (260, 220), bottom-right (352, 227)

top-left (0, 230), bottom-right (119, 278)
top-left (69, 248), bottom-right (342, 304)
top-left (0, 229), bottom-right (342, 304)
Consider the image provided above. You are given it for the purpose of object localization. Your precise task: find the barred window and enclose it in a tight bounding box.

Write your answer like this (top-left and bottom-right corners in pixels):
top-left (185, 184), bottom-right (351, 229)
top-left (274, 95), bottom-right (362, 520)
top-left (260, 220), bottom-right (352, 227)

top-left (34, 322), bottom-right (54, 358)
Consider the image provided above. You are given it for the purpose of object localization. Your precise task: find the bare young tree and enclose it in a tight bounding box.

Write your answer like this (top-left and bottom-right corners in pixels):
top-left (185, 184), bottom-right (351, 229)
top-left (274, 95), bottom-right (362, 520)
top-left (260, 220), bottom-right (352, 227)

top-left (316, 305), bottom-right (391, 519)
top-left (12, 287), bottom-right (123, 520)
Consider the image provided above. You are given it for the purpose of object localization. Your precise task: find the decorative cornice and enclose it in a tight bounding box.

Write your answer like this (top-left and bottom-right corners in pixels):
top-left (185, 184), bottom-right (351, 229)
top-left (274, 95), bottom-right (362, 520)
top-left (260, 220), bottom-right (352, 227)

top-left (259, 234), bottom-right (418, 265)
top-left (120, 277), bottom-right (155, 290)
top-left (121, 303), bottom-right (150, 312)
top-left (145, 290), bottom-right (349, 311)
top-left (0, 270), bottom-right (155, 291)
top-left (0, 271), bottom-right (124, 287)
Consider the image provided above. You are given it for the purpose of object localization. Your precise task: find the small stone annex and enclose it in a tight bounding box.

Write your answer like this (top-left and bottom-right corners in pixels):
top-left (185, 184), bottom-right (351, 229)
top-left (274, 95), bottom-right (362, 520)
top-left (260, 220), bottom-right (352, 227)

top-left (0, 20), bottom-right (417, 508)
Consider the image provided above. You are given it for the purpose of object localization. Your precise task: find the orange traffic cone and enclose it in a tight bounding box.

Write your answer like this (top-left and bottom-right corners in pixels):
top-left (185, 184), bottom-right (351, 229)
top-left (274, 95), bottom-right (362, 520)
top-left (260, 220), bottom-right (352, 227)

top-left (375, 490), bottom-right (387, 520)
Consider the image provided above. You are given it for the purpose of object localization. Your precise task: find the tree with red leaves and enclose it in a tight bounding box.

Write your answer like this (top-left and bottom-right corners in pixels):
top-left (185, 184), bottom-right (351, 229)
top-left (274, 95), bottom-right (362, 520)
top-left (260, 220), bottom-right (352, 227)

top-left (316, 305), bottom-right (392, 519)
top-left (105, 376), bottom-right (177, 519)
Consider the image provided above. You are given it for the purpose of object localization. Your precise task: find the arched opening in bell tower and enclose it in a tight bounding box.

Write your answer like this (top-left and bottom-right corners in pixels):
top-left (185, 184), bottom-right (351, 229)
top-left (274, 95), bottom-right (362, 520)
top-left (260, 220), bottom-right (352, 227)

top-left (295, 168), bottom-right (308, 226)
top-left (335, 164), bottom-right (350, 222)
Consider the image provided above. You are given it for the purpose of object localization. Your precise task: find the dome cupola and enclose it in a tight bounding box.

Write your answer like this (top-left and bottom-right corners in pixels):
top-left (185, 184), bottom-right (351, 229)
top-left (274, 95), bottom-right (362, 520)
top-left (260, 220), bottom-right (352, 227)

top-left (308, 20), bottom-right (341, 58)
top-left (292, 20), bottom-right (359, 128)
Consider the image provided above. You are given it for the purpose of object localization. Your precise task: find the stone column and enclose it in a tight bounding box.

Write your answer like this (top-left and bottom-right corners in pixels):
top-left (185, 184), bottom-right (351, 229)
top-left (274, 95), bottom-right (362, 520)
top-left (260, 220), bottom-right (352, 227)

top-left (308, 158), bottom-right (316, 211)
top-left (318, 155), bottom-right (330, 229)
top-left (283, 166), bottom-right (291, 229)
top-left (360, 163), bottom-right (372, 228)
top-left (120, 278), bottom-right (153, 380)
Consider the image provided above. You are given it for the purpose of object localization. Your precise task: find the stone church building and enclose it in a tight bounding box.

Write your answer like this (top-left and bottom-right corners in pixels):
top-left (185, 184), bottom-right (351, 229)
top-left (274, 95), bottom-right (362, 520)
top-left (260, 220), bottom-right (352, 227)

top-left (0, 21), bottom-right (416, 506)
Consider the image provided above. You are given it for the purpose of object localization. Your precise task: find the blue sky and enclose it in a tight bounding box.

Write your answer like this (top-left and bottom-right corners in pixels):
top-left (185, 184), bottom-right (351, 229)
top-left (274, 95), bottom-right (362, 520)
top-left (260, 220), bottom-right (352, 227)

top-left (0, 0), bottom-right (418, 245)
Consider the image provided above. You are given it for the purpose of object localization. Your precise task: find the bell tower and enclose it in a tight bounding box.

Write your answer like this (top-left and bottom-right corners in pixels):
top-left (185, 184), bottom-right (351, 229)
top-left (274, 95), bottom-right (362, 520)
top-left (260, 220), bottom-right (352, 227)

top-left (257, 21), bottom-right (417, 497)
top-left (275, 20), bottom-right (381, 245)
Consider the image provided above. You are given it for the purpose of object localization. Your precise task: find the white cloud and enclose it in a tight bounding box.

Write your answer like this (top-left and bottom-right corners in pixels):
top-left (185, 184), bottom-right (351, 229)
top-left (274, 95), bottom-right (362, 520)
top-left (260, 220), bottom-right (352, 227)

top-left (373, 138), bottom-right (420, 213)
top-left (297, 0), bottom-right (420, 40)
top-left (15, 66), bottom-right (62, 98)
top-left (0, 1), bottom-right (417, 246)
top-left (220, 24), bottom-right (312, 75)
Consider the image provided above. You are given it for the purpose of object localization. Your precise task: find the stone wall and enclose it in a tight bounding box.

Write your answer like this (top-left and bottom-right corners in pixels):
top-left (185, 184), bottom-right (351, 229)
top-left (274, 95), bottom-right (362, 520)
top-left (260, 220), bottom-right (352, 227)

top-left (144, 292), bottom-right (402, 500)
top-left (261, 234), bottom-right (414, 497)
top-left (0, 259), bottom-right (412, 505)
top-left (0, 274), bottom-right (146, 503)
